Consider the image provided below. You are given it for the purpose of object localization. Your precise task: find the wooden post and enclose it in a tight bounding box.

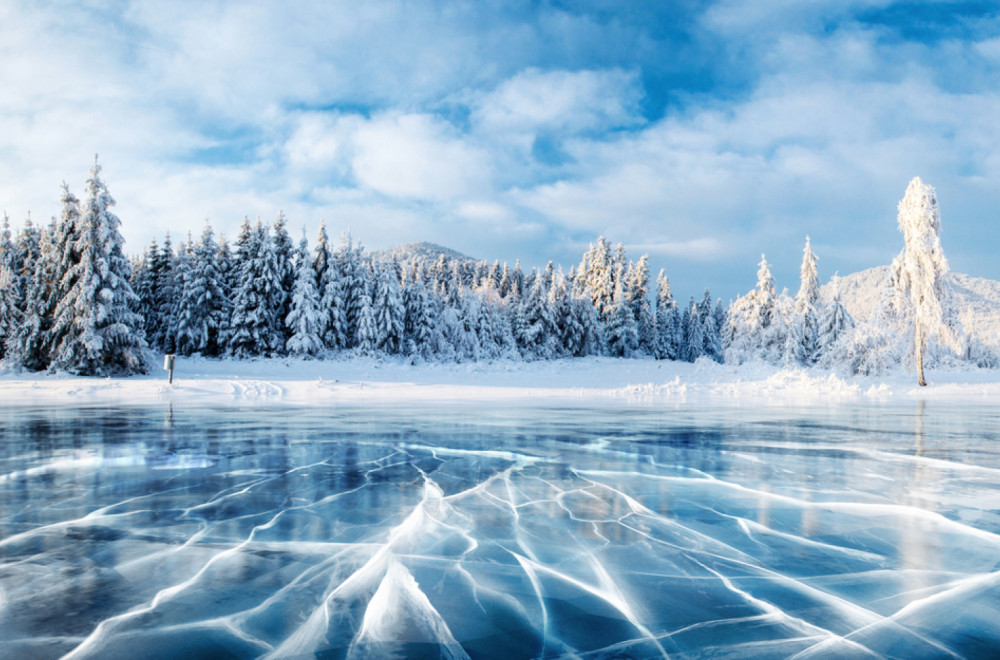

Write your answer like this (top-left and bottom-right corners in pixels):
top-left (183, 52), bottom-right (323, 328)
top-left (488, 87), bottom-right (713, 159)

top-left (164, 354), bottom-right (176, 384)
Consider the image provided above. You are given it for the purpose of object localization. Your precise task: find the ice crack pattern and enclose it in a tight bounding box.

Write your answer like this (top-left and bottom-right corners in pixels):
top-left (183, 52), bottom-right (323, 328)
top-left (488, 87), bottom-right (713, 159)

top-left (1, 403), bottom-right (1000, 659)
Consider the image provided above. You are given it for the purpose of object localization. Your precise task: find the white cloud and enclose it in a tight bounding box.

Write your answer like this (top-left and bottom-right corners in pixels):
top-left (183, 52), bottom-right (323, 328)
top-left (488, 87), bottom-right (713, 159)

top-left (352, 113), bottom-right (493, 201)
top-left (473, 68), bottom-right (643, 135)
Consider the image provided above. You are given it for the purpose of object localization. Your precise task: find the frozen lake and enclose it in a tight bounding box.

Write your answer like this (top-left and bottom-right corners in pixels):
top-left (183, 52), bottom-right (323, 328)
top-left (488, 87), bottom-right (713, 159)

top-left (1, 402), bottom-right (999, 659)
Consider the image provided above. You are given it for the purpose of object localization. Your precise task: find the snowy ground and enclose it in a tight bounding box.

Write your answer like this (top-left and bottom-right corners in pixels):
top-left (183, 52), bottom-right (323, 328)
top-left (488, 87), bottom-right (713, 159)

top-left (2, 355), bottom-right (999, 408)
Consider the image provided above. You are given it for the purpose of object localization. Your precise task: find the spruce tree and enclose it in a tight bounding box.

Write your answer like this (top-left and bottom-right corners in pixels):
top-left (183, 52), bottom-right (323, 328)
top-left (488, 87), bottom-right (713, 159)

top-left (175, 223), bottom-right (229, 356)
top-left (628, 254), bottom-right (654, 355)
top-left (371, 262), bottom-right (405, 354)
top-left (654, 270), bottom-right (681, 360)
top-left (49, 160), bottom-right (146, 375)
top-left (785, 237), bottom-right (821, 366)
top-left (286, 234), bottom-right (325, 357)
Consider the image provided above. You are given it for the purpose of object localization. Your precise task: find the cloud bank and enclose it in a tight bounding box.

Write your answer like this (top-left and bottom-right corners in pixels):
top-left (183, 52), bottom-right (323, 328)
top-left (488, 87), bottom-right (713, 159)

top-left (1, 0), bottom-right (997, 299)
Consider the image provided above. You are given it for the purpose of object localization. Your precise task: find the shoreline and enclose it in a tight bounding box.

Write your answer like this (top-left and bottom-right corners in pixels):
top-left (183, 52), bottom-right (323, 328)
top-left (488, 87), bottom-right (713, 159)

top-left (2, 356), bottom-right (999, 408)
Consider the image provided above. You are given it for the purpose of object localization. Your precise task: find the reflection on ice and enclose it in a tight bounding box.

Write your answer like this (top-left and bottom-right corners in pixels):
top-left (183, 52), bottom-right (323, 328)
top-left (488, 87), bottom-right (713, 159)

top-left (1, 403), bottom-right (1000, 658)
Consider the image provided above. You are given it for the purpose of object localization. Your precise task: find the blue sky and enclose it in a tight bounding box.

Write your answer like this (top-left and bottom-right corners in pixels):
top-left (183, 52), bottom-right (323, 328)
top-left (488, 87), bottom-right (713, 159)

top-left (1, 0), bottom-right (998, 300)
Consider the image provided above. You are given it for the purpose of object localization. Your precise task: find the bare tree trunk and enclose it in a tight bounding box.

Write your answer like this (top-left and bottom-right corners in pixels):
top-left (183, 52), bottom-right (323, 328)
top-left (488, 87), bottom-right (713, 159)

top-left (916, 315), bottom-right (927, 386)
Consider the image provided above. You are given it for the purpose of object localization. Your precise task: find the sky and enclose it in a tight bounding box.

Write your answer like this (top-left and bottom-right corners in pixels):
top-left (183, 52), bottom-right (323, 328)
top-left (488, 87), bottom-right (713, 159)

top-left (1, 0), bottom-right (998, 301)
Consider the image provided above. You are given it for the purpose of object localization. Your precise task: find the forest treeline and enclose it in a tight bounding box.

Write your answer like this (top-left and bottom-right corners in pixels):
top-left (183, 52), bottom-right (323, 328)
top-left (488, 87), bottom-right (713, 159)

top-left (0, 165), bottom-right (990, 377)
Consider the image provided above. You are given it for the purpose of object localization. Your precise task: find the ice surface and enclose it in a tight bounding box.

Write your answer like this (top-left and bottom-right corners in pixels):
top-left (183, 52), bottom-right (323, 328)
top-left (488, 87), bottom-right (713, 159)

top-left (1, 402), bottom-right (999, 659)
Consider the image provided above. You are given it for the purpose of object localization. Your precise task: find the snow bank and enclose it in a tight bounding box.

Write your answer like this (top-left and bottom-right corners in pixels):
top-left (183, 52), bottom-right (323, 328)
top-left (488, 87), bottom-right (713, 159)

top-left (2, 356), bottom-right (999, 408)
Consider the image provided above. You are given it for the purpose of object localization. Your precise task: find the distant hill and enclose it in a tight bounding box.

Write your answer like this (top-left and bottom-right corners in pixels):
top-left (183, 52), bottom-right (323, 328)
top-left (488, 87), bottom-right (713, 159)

top-left (823, 266), bottom-right (1000, 346)
top-left (373, 241), bottom-right (477, 265)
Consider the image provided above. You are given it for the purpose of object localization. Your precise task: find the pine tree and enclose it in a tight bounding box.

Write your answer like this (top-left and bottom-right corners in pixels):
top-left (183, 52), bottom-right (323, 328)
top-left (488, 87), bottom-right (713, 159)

top-left (816, 275), bottom-right (855, 367)
top-left (627, 254), bottom-right (654, 355)
top-left (338, 232), bottom-right (366, 347)
top-left (271, 211), bottom-right (295, 344)
top-left (215, 235), bottom-right (235, 351)
top-left (0, 215), bottom-right (18, 359)
top-left (10, 216), bottom-right (41, 316)
top-left (653, 270), bottom-right (680, 360)
top-left (724, 254), bottom-right (782, 364)
top-left (371, 261), bottom-right (405, 354)
top-left (7, 189), bottom-right (80, 370)
top-left (354, 276), bottom-right (378, 355)
top-left (580, 237), bottom-right (615, 322)
top-left (49, 160), bottom-right (146, 375)
top-left (148, 234), bottom-right (177, 352)
top-left (175, 223), bottom-right (229, 356)
top-left (784, 237), bottom-right (822, 366)
top-left (605, 263), bottom-right (638, 357)
top-left (168, 234), bottom-right (194, 351)
top-left (515, 272), bottom-right (557, 359)
top-left (402, 273), bottom-right (435, 358)
top-left (285, 234), bottom-right (325, 357)
top-left (228, 219), bottom-right (284, 357)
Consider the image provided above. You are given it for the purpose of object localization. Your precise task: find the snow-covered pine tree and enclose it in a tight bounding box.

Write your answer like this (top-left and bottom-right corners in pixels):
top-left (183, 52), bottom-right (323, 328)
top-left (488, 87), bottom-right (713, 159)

top-left (132, 239), bottom-right (157, 340)
top-left (321, 256), bottom-right (348, 351)
top-left (653, 270), bottom-right (680, 360)
top-left (168, 234), bottom-right (195, 350)
top-left (371, 261), bottom-right (405, 354)
top-left (285, 233), bottom-right (325, 357)
top-left (605, 263), bottom-right (638, 357)
top-left (228, 218), bottom-right (283, 357)
top-left (313, 222), bottom-right (332, 300)
top-left (451, 293), bottom-right (481, 361)
top-left (271, 211), bottom-right (295, 345)
top-left (784, 237), bottom-right (821, 366)
top-left (548, 272), bottom-right (579, 357)
top-left (472, 293), bottom-right (503, 360)
top-left (353, 275), bottom-right (378, 355)
top-left (846, 278), bottom-right (901, 376)
top-left (0, 214), bottom-right (18, 359)
top-left (11, 216), bottom-right (41, 315)
top-left (0, 248), bottom-right (17, 362)
top-left (338, 232), bottom-right (366, 347)
top-left (627, 254), bottom-right (654, 355)
top-left (724, 254), bottom-right (780, 364)
top-left (148, 234), bottom-right (178, 352)
top-left (49, 160), bottom-right (146, 375)
top-left (215, 235), bottom-right (235, 350)
top-left (402, 272), bottom-right (435, 358)
top-left (688, 289), bottom-right (722, 362)
top-left (175, 223), bottom-right (229, 356)
top-left (580, 237), bottom-right (615, 322)
top-left (7, 188), bottom-right (80, 370)
top-left (815, 275), bottom-right (854, 367)
top-left (891, 177), bottom-right (963, 385)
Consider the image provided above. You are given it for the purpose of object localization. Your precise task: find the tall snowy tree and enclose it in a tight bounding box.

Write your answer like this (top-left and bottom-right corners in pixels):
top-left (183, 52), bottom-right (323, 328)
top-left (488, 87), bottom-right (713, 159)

top-left (175, 223), bottom-right (229, 356)
top-left (891, 177), bottom-right (962, 386)
top-left (147, 234), bottom-right (177, 352)
top-left (0, 215), bottom-right (17, 358)
top-left (627, 254), bottom-right (654, 355)
top-left (285, 234), bottom-right (325, 357)
top-left (7, 188), bottom-right (80, 370)
top-left (816, 275), bottom-right (855, 367)
top-left (784, 237), bottom-right (821, 366)
top-left (402, 272), bottom-right (435, 358)
top-left (371, 261), bottom-right (405, 354)
top-left (724, 254), bottom-right (782, 364)
top-left (578, 237), bottom-right (615, 322)
top-left (271, 211), bottom-right (295, 344)
top-left (653, 270), bottom-right (681, 360)
top-left (228, 219), bottom-right (284, 357)
top-left (605, 263), bottom-right (638, 357)
top-left (49, 160), bottom-right (146, 375)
